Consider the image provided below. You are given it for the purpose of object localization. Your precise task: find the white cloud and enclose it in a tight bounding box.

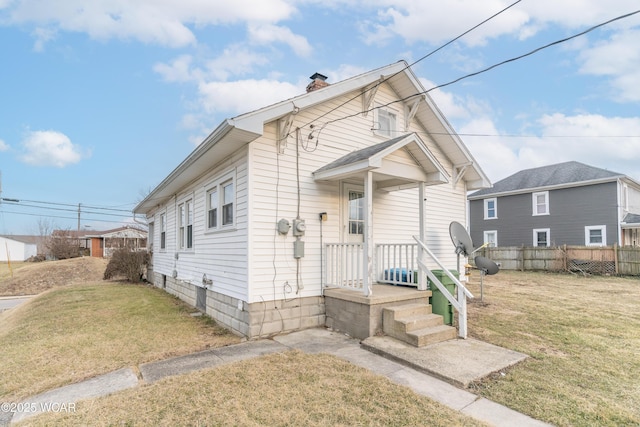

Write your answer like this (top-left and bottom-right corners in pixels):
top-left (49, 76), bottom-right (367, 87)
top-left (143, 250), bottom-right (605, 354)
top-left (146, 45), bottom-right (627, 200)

top-left (31, 26), bottom-right (56, 52)
top-left (0, 138), bottom-right (9, 151)
top-left (426, 75), bottom-right (640, 182)
top-left (578, 29), bottom-right (640, 102)
top-left (20, 130), bottom-right (87, 167)
top-left (248, 24), bottom-right (312, 57)
top-left (359, 0), bottom-right (530, 46)
top-left (3, 0), bottom-right (297, 49)
top-left (153, 55), bottom-right (197, 83)
top-left (204, 47), bottom-right (270, 81)
top-left (460, 113), bottom-right (640, 182)
top-left (197, 79), bottom-right (301, 115)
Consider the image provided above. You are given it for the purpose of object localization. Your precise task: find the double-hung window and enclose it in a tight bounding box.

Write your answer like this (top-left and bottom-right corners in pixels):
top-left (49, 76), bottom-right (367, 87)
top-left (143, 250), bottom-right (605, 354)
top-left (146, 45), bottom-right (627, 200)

top-left (160, 213), bottom-right (166, 250)
top-left (484, 230), bottom-right (498, 247)
top-left (533, 228), bottom-right (550, 247)
top-left (178, 199), bottom-right (193, 250)
top-left (375, 107), bottom-right (397, 137)
top-left (532, 191), bottom-right (549, 216)
top-left (585, 225), bottom-right (606, 246)
top-left (207, 189), bottom-right (218, 229)
top-left (222, 181), bottom-right (234, 225)
top-left (186, 200), bottom-right (193, 249)
top-left (484, 198), bottom-right (497, 220)
top-left (206, 171), bottom-right (235, 231)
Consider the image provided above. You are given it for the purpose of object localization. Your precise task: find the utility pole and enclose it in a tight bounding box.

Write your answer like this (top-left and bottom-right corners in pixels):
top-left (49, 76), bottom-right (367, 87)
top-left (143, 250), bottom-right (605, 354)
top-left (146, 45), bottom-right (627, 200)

top-left (77, 203), bottom-right (81, 252)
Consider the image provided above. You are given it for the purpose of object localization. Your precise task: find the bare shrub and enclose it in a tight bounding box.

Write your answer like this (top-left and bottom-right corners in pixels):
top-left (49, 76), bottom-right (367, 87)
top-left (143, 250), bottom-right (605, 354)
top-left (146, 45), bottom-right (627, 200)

top-left (103, 249), bottom-right (149, 282)
top-left (47, 230), bottom-right (81, 260)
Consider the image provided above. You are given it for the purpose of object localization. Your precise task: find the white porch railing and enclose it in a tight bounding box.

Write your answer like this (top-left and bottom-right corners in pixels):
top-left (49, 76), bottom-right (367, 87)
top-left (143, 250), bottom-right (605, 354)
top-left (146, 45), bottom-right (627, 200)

top-left (413, 235), bottom-right (474, 338)
top-left (324, 239), bottom-right (474, 338)
top-left (324, 243), bottom-right (364, 291)
top-left (376, 243), bottom-right (419, 286)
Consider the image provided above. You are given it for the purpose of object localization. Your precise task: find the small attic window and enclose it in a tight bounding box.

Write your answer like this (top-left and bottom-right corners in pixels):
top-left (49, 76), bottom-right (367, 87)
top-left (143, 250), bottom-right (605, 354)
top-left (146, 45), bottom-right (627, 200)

top-left (375, 107), bottom-right (397, 137)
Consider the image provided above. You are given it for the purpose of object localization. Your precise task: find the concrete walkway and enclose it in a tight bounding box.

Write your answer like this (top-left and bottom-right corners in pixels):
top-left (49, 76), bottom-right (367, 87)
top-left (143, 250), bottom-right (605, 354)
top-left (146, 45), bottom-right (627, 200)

top-left (3, 328), bottom-right (551, 426)
top-left (0, 296), bottom-right (34, 313)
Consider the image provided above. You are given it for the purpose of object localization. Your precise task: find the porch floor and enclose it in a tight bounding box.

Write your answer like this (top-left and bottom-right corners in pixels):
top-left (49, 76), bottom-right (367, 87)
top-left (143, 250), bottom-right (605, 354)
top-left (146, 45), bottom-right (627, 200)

top-left (324, 284), bottom-right (428, 304)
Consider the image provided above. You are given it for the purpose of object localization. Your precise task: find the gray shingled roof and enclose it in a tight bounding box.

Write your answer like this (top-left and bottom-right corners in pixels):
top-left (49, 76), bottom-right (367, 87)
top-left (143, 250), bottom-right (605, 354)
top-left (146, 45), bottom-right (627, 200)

top-left (0, 235), bottom-right (40, 245)
top-left (314, 134), bottom-right (409, 174)
top-left (469, 161), bottom-right (624, 198)
top-left (623, 213), bottom-right (640, 225)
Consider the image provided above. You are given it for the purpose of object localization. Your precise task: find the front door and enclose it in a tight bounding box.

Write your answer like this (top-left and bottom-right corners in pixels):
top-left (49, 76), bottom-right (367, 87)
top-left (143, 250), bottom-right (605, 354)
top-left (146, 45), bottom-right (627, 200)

top-left (342, 183), bottom-right (364, 243)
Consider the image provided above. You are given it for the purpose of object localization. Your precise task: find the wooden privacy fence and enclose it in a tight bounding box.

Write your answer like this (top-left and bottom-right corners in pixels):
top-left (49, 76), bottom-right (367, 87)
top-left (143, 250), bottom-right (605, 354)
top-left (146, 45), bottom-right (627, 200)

top-left (478, 244), bottom-right (640, 276)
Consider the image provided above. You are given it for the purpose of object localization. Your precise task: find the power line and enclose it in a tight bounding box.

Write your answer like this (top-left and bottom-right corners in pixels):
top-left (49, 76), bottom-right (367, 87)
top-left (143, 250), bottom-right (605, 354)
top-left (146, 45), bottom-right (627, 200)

top-left (0, 209), bottom-right (131, 226)
top-left (387, 129), bottom-right (640, 139)
top-left (0, 197), bottom-right (133, 213)
top-left (298, 0), bottom-right (524, 132)
top-left (318, 9), bottom-right (640, 131)
top-left (425, 9), bottom-right (640, 94)
top-left (0, 201), bottom-right (133, 218)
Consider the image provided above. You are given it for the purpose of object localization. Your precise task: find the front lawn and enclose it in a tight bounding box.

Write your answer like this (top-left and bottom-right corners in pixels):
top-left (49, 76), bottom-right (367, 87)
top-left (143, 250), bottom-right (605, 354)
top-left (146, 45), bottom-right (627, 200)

top-left (466, 270), bottom-right (640, 426)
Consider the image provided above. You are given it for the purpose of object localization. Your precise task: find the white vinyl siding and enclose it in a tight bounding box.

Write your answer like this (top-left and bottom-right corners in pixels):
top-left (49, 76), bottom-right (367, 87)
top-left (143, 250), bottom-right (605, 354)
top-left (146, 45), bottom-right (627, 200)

top-left (532, 191), bottom-right (549, 216)
top-left (150, 152), bottom-right (248, 302)
top-left (247, 82), bottom-right (465, 303)
top-left (484, 198), bottom-right (497, 219)
top-left (147, 79), bottom-right (471, 305)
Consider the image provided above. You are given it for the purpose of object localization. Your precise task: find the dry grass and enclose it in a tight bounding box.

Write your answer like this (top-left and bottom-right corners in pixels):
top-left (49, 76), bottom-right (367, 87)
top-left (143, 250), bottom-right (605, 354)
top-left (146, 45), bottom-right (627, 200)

top-left (0, 257), bottom-right (109, 296)
top-left (0, 261), bottom-right (28, 282)
top-left (25, 351), bottom-right (487, 427)
top-left (465, 270), bottom-right (640, 426)
top-left (0, 282), bottom-right (240, 401)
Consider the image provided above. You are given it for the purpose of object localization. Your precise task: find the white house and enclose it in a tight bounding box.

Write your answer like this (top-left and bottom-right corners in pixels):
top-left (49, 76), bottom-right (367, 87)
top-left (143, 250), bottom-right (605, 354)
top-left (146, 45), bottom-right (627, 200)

top-left (135, 61), bottom-right (490, 341)
top-left (0, 235), bottom-right (38, 261)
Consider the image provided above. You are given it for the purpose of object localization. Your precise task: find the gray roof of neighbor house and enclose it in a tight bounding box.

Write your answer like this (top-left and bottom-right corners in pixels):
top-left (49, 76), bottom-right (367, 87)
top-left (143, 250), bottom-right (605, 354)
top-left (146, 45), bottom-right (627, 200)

top-left (468, 161), bottom-right (628, 199)
top-left (0, 235), bottom-right (40, 245)
top-left (623, 213), bottom-right (640, 225)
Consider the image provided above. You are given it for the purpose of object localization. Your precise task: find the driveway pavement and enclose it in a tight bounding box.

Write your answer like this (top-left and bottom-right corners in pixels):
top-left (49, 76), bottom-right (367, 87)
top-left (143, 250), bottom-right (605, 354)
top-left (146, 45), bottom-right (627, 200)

top-left (0, 296), bottom-right (33, 313)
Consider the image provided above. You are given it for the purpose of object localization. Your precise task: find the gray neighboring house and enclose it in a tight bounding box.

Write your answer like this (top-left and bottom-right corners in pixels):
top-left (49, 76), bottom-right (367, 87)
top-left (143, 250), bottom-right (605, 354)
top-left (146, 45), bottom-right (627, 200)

top-left (468, 161), bottom-right (640, 248)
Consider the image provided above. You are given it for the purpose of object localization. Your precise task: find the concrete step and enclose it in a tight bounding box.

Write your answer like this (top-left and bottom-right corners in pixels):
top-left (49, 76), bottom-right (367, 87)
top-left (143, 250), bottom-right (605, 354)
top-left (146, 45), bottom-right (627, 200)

top-left (383, 303), bottom-right (457, 348)
top-left (406, 324), bottom-right (458, 347)
top-left (395, 313), bottom-right (445, 333)
top-left (383, 303), bottom-right (432, 323)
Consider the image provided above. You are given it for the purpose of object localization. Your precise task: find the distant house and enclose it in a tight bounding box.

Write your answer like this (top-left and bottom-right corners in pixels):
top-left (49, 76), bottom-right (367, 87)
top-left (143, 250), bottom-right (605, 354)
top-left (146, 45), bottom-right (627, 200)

top-left (0, 235), bottom-right (38, 261)
top-left (75, 226), bottom-right (148, 258)
top-left (135, 61), bottom-right (490, 340)
top-left (468, 161), bottom-right (640, 248)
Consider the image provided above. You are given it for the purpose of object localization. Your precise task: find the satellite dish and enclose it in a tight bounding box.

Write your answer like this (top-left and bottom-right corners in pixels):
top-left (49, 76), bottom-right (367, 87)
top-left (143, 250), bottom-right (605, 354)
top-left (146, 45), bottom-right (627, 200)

top-left (449, 221), bottom-right (474, 257)
top-left (474, 256), bottom-right (499, 275)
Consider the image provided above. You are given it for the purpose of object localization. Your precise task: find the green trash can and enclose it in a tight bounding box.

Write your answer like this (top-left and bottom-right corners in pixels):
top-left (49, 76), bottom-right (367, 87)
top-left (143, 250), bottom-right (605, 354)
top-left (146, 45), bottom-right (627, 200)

top-left (428, 270), bottom-right (458, 326)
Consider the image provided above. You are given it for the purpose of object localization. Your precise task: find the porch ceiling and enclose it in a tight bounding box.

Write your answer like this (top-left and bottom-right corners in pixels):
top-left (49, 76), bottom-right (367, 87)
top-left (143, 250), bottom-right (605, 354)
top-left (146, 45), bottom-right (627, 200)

top-left (312, 133), bottom-right (448, 191)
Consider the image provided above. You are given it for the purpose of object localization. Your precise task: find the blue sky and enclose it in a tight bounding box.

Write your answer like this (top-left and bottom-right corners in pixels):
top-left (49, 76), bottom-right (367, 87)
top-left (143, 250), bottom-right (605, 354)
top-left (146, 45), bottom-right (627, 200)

top-left (1, 0), bottom-right (639, 234)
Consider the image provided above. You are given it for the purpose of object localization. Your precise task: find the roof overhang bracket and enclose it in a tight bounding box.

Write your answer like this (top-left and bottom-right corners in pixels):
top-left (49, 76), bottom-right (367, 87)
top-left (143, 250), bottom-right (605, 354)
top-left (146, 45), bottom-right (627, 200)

top-left (362, 80), bottom-right (382, 117)
top-left (404, 96), bottom-right (422, 131)
top-left (277, 112), bottom-right (296, 154)
top-left (453, 162), bottom-right (472, 188)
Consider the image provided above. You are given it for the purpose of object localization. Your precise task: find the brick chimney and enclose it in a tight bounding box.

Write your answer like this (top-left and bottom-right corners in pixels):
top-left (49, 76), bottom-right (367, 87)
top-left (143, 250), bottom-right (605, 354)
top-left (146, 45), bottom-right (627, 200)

top-left (306, 72), bottom-right (329, 92)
